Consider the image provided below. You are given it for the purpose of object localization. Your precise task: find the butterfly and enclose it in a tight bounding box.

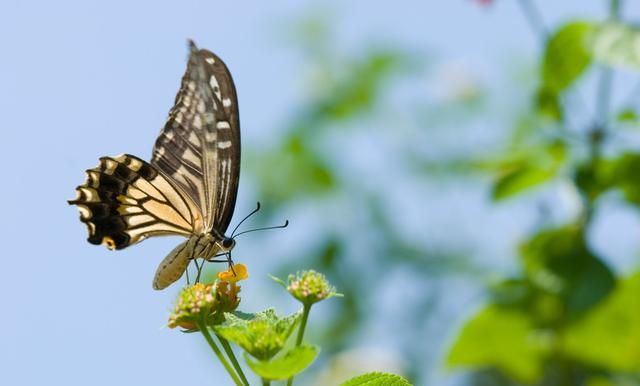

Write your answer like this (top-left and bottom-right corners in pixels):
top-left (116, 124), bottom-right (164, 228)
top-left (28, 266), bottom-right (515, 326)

top-left (69, 41), bottom-right (253, 290)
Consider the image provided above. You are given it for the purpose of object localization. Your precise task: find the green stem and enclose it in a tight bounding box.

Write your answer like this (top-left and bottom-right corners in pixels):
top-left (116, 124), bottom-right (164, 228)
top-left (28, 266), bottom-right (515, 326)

top-left (218, 335), bottom-right (250, 386)
top-left (197, 321), bottom-right (243, 386)
top-left (295, 303), bottom-right (312, 345)
top-left (287, 303), bottom-right (312, 386)
top-left (262, 378), bottom-right (271, 386)
top-left (583, 0), bottom-right (622, 225)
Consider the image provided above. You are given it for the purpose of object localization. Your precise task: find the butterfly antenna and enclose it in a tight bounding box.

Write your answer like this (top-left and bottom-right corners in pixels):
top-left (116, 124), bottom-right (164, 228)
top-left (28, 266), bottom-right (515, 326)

top-left (233, 220), bottom-right (289, 238)
top-left (231, 202), bottom-right (261, 237)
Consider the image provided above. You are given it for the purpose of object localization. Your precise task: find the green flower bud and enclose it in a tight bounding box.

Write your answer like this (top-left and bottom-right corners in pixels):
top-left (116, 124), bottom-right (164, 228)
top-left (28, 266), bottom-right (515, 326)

top-left (286, 270), bottom-right (340, 305)
top-left (168, 281), bottom-right (242, 330)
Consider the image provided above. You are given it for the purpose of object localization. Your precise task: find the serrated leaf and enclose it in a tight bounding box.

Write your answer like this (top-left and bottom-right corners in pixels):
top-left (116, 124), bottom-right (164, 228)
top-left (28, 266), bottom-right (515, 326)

top-left (213, 309), bottom-right (301, 361)
top-left (244, 344), bottom-right (319, 380)
top-left (590, 22), bottom-right (640, 71)
top-left (339, 372), bottom-right (413, 386)
top-left (447, 305), bottom-right (547, 384)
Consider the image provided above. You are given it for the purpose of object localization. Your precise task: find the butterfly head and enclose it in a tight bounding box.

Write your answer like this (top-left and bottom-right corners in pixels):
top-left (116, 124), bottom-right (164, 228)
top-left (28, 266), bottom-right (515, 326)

top-left (220, 236), bottom-right (236, 252)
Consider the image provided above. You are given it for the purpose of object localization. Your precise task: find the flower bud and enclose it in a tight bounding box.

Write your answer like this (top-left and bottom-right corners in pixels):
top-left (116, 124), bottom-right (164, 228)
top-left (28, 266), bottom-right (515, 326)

top-left (286, 270), bottom-right (340, 305)
top-left (168, 283), bottom-right (216, 329)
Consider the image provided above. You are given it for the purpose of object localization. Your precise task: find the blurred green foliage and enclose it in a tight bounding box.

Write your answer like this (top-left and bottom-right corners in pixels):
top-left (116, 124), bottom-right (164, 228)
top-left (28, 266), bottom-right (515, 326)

top-left (244, 3), bottom-right (640, 385)
top-left (445, 2), bottom-right (640, 385)
top-left (537, 22), bottom-right (594, 120)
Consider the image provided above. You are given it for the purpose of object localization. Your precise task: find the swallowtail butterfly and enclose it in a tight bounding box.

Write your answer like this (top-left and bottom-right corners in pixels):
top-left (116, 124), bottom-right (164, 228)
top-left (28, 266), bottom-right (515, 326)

top-left (69, 41), bottom-right (247, 290)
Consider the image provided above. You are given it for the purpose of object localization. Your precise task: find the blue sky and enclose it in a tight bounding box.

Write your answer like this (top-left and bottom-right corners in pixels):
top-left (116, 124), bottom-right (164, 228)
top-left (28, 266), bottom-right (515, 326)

top-left (1, 1), bottom-right (638, 385)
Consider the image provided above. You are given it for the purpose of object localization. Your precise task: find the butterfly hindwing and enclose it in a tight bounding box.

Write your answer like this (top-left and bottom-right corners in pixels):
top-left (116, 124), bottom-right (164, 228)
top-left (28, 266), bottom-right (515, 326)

top-left (69, 154), bottom-right (203, 250)
top-left (151, 41), bottom-right (240, 233)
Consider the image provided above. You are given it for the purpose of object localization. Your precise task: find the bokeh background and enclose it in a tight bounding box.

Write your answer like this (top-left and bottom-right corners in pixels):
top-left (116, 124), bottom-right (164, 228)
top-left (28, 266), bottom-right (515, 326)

top-left (1, 1), bottom-right (639, 385)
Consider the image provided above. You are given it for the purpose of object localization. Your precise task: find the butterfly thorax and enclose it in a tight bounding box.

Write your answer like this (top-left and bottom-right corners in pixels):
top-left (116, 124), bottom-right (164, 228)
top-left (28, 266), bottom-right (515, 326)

top-left (194, 232), bottom-right (235, 261)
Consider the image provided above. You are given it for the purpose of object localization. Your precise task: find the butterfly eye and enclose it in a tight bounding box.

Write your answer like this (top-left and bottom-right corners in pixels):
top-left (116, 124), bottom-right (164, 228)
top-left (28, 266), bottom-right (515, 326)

top-left (222, 238), bottom-right (235, 249)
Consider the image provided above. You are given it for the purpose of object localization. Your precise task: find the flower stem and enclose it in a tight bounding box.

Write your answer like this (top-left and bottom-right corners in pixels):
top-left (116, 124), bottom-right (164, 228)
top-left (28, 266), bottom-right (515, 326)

top-left (197, 321), bottom-right (243, 386)
top-left (262, 378), bottom-right (271, 386)
top-left (218, 334), bottom-right (250, 386)
top-left (287, 303), bottom-right (312, 386)
top-left (295, 303), bottom-right (312, 345)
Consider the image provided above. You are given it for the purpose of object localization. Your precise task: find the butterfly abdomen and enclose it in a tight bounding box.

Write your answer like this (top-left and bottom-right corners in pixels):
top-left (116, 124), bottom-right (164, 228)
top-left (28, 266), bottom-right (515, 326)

top-left (152, 236), bottom-right (198, 290)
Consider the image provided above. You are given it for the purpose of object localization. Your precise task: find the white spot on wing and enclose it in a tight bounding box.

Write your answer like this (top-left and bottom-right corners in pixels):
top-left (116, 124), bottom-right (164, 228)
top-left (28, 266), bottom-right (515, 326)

top-left (209, 76), bottom-right (221, 99)
top-left (222, 98), bottom-right (232, 107)
top-left (216, 121), bottom-right (230, 129)
top-left (217, 141), bottom-right (232, 149)
top-left (205, 57), bottom-right (215, 64)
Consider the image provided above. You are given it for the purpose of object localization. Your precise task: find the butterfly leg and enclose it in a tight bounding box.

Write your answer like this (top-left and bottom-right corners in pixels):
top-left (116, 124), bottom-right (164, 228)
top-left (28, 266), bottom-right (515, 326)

top-left (194, 256), bottom-right (204, 283)
top-left (205, 252), bottom-right (230, 263)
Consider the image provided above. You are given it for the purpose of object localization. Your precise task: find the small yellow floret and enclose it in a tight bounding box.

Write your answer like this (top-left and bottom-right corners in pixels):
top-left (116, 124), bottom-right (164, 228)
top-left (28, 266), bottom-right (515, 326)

top-left (217, 263), bottom-right (249, 283)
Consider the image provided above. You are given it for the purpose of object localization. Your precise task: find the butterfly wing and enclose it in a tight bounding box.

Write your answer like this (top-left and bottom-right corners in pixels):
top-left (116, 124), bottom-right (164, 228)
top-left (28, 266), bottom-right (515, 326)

top-left (151, 41), bottom-right (240, 234)
top-left (68, 154), bottom-right (203, 250)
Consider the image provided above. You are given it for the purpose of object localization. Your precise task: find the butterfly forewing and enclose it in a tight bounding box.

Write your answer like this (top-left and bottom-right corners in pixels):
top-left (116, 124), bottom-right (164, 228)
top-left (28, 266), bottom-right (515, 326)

top-left (151, 41), bottom-right (240, 233)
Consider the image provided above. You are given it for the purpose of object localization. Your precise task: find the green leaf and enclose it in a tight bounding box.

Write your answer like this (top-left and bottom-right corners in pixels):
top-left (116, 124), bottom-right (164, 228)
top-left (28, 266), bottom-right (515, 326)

top-left (542, 22), bottom-right (594, 92)
top-left (520, 225), bottom-right (615, 316)
top-left (598, 152), bottom-right (640, 206)
top-left (447, 305), bottom-right (547, 383)
top-left (339, 372), bottom-right (413, 386)
top-left (537, 21), bottom-right (594, 119)
top-left (213, 309), bottom-right (301, 361)
top-left (491, 141), bottom-right (566, 201)
top-left (492, 164), bottom-right (557, 201)
top-left (535, 87), bottom-right (563, 120)
top-left (590, 22), bottom-right (640, 71)
top-left (616, 108), bottom-right (638, 123)
top-left (248, 133), bottom-right (336, 205)
top-left (244, 344), bottom-right (319, 380)
top-left (318, 51), bottom-right (407, 120)
top-left (563, 272), bottom-right (640, 371)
